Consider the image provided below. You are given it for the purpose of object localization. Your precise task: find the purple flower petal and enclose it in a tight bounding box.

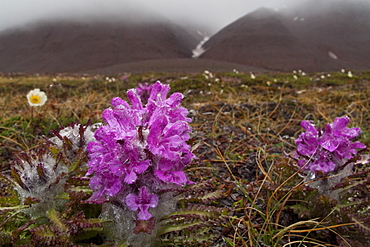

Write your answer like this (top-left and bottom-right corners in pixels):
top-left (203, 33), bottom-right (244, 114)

top-left (125, 187), bottom-right (158, 220)
top-left (127, 89), bottom-right (144, 110)
top-left (136, 83), bottom-right (153, 103)
top-left (166, 92), bottom-right (183, 108)
top-left (320, 137), bottom-right (340, 152)
top-left (332, 116), bottom-right (361, 139)
top-left (300, 120), bottom-right (318, 136)
top-left (155, 169), bottom-right (188, 186)
top-left (148, 81), bottom-right (170, 103)
top-left (124, 170), bottom-right (138, 184)
top-left (134, 160), bottom-right (150, 173)
top-left (125, 193), bottom-right (139, 211)
top-left (111, 97), bottom-right (129, 108)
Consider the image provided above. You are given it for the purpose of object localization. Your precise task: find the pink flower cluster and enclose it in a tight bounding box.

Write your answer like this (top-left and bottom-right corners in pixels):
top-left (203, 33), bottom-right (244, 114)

top-left (86, 82), bottom-right (195, 220)
top-left (294, 117), bottom-right (366, 174)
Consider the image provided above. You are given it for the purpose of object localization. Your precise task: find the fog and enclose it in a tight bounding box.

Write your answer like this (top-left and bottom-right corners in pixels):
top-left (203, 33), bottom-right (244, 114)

top-left (0, 0), bottom-right (290, 34)
top-left (0, 0), bottom-right (368, 34)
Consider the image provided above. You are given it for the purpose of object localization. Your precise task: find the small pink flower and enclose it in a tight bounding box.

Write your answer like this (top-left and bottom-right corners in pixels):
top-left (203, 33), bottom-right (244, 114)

top-left (294, 117), bottom-right (366, 174)
top-left (125, 186), bottom-right (158, 220)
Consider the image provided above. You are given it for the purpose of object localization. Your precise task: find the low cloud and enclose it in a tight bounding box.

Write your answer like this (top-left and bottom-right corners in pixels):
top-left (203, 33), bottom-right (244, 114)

top-left (0, 0), bottom-right (366, 34)
top-left (0, 0), bottom-right (289, 34)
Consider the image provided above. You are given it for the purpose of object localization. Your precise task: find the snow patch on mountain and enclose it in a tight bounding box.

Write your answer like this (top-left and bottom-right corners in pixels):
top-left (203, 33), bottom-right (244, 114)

top-left (192, 31), bottom-right (210, 58)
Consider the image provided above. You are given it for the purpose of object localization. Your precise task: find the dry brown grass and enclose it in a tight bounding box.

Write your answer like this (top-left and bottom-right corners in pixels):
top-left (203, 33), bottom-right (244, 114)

top-left (1, 70), bottom-right (369, 246)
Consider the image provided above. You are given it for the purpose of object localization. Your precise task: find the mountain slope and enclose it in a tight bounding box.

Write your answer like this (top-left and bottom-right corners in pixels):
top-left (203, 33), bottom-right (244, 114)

top-left (0, 19), bottom-right (200, 73)
top-left (200, 1), bottom-right (370, 72)
top-left (200, 8), bottom-right (319, 71)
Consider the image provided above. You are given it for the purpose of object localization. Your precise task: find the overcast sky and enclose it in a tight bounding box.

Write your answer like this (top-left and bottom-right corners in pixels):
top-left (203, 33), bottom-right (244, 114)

top-left (1, 0), bottom-right (368, 34)
top-left (0, 0), bottom-right (292, 34)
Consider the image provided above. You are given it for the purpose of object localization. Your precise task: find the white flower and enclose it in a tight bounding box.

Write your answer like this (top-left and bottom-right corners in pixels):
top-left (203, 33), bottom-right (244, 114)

top-left (27, 88), bottom-right (47, 106)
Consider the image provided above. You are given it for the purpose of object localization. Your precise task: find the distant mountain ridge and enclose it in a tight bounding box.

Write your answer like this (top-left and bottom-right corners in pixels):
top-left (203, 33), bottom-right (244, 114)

top-left (0, 19), bottom-right (201, 73)
top-left (200, 8), bottom-right (319, 71)
top-left (0, 0), bottom-right (369, 73)
top-left (200, 0), bottom-right (370, 72)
